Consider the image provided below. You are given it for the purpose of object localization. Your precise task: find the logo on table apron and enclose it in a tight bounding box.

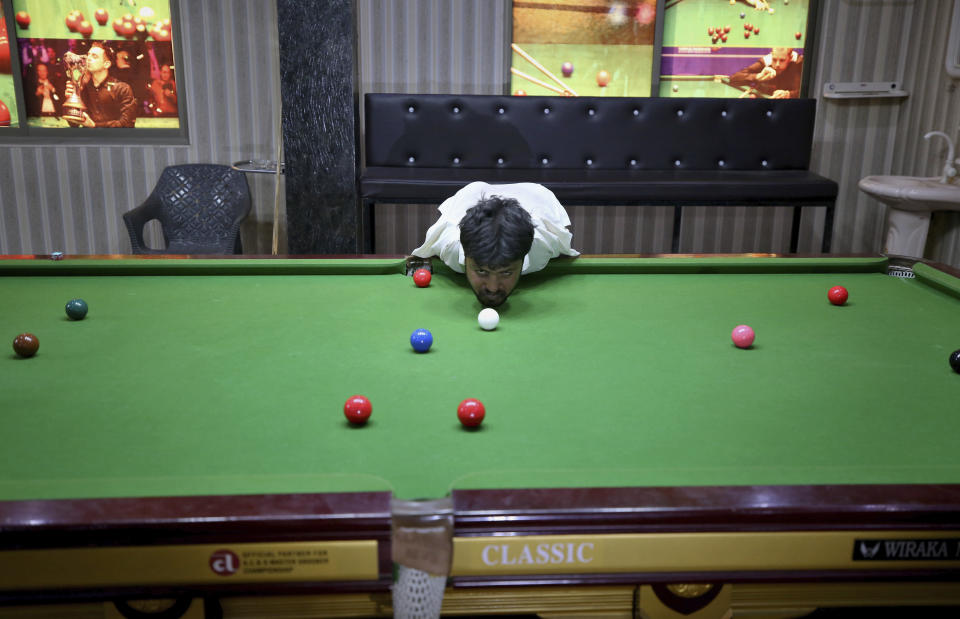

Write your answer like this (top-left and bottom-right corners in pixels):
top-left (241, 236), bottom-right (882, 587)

top-left (853, 538), bottom-right (960, 561)
top-left (210, 549), bottom-right (241, 575)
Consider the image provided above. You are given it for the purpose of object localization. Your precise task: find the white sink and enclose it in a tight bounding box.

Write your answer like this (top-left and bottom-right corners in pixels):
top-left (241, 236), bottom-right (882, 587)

top-left (858, 175), bottom-right (960, 257)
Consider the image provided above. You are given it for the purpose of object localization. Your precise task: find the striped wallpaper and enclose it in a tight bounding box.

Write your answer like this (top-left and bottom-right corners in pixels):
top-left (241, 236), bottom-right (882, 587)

top-left (0, 0), bottom-right (284, 255)
top-left (2, 0), bottom-right (960, 268)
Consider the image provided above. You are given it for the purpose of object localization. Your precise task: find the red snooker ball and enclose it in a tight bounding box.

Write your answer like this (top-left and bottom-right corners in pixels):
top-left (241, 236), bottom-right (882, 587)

top-left (13, 333), bottom-right (39, 358)
top-left (15, 11), bottom-right (30, 29)
top-left (413, 268), bottom-right (432, 287)
top-left (457, 398), bottom-right (485, 427)
top-left (0, 99), bottom-right (9, 127)
top-left (828, 286), bottom-right (849, 306)
top-left (731, 325), bottom-right (755, 349)
top-left (343, 395), bottom-right (372, 424)
top-left (65, 11), bottom-right (83, 32)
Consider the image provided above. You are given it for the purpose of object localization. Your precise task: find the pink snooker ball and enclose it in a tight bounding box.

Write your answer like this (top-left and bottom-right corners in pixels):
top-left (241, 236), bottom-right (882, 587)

top-left (731, 325), bottom-right (755, 349)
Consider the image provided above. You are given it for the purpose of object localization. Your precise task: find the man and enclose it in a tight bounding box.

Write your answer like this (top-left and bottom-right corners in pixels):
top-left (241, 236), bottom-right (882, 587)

top-left (64, 41), bottom-right (136, 127)
top-left (27, 63), bottom-right (63, 117)
top-left (728, 47), bottom-right (803, 99)
top-left (411, 182), bottom-right (579, 307)
top-left (147, 64), bottom-right (177, 116)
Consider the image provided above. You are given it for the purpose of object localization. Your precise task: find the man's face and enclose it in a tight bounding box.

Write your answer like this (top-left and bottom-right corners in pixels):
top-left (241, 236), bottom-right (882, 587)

top-left (465, 257), bottom-right (522, 308)
top-left (771, 50), bottom-right (791, 72)
top-left (36, 64), bottom-right (48, 80)
top-left (160, 65), bottom-right (171, 81)
top-left (86, 46), bottom-right (109, 73)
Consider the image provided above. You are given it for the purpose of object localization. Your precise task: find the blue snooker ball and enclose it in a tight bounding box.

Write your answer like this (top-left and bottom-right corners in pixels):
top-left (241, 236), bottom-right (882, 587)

top-left (65, 298), bottom-right (88, 320)
top-left (410, 328), bottom-right (433, 353)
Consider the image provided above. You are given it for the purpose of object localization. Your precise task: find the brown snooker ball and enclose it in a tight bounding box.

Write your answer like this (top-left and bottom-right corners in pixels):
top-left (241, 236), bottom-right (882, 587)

top-left (13, 333), bottom-right (39, 358)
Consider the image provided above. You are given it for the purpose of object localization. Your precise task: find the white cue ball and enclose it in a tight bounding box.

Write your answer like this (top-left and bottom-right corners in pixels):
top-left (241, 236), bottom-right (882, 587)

top-left (478, 308), bottom-right (500, 331)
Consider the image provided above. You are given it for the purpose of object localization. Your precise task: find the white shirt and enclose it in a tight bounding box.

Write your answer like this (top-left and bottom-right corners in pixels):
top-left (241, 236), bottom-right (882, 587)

top-left (411, 182), bottom-right (579, 273)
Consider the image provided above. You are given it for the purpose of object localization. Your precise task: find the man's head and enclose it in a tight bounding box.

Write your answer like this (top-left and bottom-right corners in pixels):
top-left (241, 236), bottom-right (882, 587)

top-left (160, 65), bottom-right (172, 81)
top-left (770, 47), bottom-right (792, 73)
top-left (86, 42), bottom-right (113, 75)
top-left (36, 63), bottom-right (48, 80)
top-left (459, 195), bottom-right (534, 307)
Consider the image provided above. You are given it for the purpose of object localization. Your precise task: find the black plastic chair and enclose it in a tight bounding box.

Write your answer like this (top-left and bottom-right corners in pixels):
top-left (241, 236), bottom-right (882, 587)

top-left (123, 164), bottom-right (252, 254)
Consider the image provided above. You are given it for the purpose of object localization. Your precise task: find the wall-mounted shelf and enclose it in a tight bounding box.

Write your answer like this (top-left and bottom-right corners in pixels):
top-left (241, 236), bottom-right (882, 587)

top-left (822, 82), bottom-right (908, 99)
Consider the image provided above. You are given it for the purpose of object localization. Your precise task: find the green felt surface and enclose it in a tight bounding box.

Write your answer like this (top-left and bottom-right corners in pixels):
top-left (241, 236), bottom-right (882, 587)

top-left (10, 0), bottom-right (171, 41)
top-left (510, 43), bottom-right (654, 97)
top-left (0, 73), bottom-right (19, 127)
top-left (29, 115), bottom-right (179, 128)
top-left (2, 257), bottom-right (960, 503)
top-left (663, 0), bottom-right (809, 48)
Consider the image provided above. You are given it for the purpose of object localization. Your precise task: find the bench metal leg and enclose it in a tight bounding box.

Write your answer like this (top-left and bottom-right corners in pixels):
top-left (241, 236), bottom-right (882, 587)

top-left (790, 206), bottom-right (802, 254)
top-left (671, 206), bottom-right (682, 253)
top-left (821, 203), bottom-right (835, 254)
top-left (361, 199), bottom-right (376, 254)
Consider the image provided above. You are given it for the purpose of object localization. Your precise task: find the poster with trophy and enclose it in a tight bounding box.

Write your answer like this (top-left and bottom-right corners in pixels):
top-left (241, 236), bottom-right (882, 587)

top-left (9, 0), bottom-right (180, 129)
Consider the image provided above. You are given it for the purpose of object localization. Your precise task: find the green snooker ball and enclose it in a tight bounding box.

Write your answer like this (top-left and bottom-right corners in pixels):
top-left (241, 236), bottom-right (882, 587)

top-left (65, 298), bottom-right (88, 320)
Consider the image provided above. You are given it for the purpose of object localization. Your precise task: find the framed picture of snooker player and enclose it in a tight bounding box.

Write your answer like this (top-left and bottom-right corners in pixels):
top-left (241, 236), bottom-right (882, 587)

top-left (509, 0), bottom-right (664, 97)
top-left (0, 0), bottom-right (187, 142)
top-left (658, 0), bottom-right (819, 99)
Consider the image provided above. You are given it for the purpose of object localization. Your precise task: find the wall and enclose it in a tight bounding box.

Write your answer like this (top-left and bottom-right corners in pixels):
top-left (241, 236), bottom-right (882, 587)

top-left (3, 0), bottom-right (960, 267)
top-left (0, 0), bottom-right (284, 255)
top-left (360, 0), bottom-right (960, 268)
top-left (891, 0), bottom-right (960, 264)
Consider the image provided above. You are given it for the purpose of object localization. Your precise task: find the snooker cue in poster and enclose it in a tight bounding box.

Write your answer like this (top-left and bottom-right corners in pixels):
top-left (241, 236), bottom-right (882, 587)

top-left (511, 0), bottom-right (659, 97)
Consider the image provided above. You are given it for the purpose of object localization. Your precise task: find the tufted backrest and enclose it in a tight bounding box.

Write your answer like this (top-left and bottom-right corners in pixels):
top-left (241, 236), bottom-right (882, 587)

top-left (365, 94), bottom-right (817, 172)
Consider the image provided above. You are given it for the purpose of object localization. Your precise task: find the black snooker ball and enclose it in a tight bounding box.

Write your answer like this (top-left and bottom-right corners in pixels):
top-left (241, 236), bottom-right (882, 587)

top-left (65, 298), bottom-right (88, 320)
top-left (950, 349), bottom-right (960, 374)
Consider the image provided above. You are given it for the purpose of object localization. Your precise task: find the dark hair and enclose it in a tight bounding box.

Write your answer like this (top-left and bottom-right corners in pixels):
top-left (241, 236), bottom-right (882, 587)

top-left (459, 195), bottom-right (535, 268)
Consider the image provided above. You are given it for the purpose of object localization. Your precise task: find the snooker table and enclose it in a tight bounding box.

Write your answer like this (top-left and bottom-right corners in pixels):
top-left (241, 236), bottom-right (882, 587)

top-left (2, 254), bottom-right (960, 618)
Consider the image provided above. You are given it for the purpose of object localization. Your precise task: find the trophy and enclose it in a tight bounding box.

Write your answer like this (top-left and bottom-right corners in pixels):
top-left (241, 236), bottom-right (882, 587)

top-left (62, 52), bottom-right (87, 126)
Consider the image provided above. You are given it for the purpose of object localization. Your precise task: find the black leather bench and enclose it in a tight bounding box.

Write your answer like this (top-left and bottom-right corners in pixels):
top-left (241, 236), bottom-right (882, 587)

top-left (360, 93), bottom-right (837, 254)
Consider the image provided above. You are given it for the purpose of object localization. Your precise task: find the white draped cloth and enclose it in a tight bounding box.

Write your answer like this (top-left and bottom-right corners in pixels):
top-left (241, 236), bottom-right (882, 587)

top-left (411, 182), bottom-right (579, 274)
